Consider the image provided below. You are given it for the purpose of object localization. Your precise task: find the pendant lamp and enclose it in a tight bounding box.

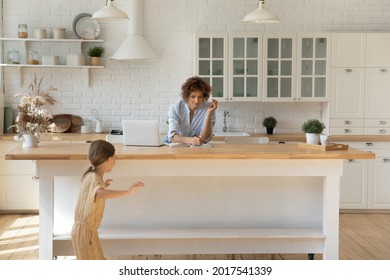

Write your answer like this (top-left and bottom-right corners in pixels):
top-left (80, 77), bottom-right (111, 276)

top-left (111, 0), bottom-right (157, 60)
top-left (92, 0), bottom-right (129, 22)
top-left (243, 0), bottom-right (280, 23)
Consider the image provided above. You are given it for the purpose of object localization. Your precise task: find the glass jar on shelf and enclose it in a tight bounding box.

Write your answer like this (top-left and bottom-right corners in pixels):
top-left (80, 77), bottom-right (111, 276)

top-left (18, 24), bottom-right (28, 38)
top-left (7, 50), bottom-right (20, 64)
top-left (27, 50), bottom-right (39, 65)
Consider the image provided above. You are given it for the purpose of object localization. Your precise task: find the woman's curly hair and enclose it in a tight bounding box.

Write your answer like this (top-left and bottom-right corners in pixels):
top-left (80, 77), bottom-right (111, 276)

top-left (181, 76), bottom-right (212, 101)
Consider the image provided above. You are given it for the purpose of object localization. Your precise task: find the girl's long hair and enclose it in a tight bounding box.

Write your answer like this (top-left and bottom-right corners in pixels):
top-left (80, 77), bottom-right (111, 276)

top-left (82, 140), bottom-right (115, 179)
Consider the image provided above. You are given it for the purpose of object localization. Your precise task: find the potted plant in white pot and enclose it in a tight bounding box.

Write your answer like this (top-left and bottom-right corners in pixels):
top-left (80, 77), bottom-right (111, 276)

top-left (87, 46), bottom-right (105, 66)
top-left (262, 116), bottom-right (277, 135)
top-left (302, 119), bottom-right (326, 144)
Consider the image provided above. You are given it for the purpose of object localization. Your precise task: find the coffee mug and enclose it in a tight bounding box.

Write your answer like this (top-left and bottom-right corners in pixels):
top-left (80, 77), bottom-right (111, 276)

top-left (320, 134), bottom-right (331, 146)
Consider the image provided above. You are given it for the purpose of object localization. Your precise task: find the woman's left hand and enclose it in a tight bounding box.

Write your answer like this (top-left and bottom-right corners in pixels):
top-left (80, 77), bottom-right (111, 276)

top-left (208, 99), bottom-right (218, 112)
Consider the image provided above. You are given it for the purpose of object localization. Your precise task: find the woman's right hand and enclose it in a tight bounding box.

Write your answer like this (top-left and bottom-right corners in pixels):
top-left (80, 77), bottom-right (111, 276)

top-left (189, 136), bottom-right (203, 146)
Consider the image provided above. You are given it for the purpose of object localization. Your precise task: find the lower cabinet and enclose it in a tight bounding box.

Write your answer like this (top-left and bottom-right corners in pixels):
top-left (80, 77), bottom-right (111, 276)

top-left (340, 159), bottom-right (368, 209)
top-left (368, 157), bottom-right (390, 209)
top-left (340, 141), bottom-right (390, 210)
top-left (0, 140), bottom-right (39, 211)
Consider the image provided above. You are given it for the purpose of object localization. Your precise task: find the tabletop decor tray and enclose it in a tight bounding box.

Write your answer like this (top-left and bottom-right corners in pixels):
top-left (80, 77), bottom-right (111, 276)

top-left (298, 142), bottom-right (349, 151)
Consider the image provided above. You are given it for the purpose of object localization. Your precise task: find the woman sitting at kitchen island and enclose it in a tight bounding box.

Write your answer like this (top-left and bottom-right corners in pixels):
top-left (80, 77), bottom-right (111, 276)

top-left (165, 76), bottom-right (218, 146)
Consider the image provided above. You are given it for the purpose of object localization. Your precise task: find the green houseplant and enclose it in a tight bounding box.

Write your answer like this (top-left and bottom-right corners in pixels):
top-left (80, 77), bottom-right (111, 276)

top-left (262, 116), bottom-right (277, 135)
top-left (302, 119), bottom-right (326, 144)
top-left (87, 46), bottom-right (105, 66)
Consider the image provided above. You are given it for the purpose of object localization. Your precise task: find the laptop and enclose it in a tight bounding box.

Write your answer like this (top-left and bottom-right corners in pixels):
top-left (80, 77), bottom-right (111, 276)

top-left (122, 120), bottom-right (163, 147)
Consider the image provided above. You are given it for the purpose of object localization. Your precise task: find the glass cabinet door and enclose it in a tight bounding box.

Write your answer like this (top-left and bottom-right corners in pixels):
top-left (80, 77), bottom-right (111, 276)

top-left (195, 34), bottom-right (228, 100)
top-left (298, 34), bottom-right (330, 100)
top-left (264, 36), bottom-right (295, 101)
top-left (229, 35), bottom-right (262, 101)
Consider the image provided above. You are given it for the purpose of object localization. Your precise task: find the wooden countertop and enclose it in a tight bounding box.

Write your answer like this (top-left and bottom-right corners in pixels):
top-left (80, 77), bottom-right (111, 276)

top-left (2, 133), bottom-right (390, 142)
top-left (0, 133), bottom-right (106, 142)
top-left (248, 133), bottom-right (390, 142)
top-left (5, 142), bottom-right (375, 161)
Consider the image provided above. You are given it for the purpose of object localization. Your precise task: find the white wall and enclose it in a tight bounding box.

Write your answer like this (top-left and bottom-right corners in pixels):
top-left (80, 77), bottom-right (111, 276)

top-left (2, 0), bottom-right (390, 134)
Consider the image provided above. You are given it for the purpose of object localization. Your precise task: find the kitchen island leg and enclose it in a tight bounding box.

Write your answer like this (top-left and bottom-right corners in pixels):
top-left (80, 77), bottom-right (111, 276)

top-left (38, 176), bottom-right (54, 260)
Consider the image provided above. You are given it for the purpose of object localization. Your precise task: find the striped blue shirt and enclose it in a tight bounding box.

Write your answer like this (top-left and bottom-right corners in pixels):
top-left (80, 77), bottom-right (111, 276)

top-left (165, 99), bottom-right (216, 143)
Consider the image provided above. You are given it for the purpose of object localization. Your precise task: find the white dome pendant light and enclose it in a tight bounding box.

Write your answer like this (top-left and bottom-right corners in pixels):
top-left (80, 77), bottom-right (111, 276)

top-left (243, 0), bottom-right (280, 23)
top-left (92, 0), bottom-right (129, 22)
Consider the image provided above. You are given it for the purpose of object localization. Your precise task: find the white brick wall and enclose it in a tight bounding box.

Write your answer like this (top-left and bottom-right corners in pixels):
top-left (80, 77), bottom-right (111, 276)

top-left (2, 0), bottom-right (390, 134)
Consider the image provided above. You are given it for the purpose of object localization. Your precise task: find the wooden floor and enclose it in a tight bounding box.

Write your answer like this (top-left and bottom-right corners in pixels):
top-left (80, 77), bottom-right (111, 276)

top-left (1, 213), bottom-right (390, 260)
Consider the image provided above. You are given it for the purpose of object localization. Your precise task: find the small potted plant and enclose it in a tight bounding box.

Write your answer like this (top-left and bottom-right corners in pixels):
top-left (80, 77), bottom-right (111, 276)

top-left (87, 46), bottom-right (105, 66)
top-left (302, 119), bottom-right (326, 144)
top-left (262, 116), bottom-right (277, 135)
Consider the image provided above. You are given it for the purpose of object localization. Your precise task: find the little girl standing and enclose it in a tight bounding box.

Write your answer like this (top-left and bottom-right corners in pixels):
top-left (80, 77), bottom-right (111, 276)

top-left (71, 140), bottom-right (144, 260)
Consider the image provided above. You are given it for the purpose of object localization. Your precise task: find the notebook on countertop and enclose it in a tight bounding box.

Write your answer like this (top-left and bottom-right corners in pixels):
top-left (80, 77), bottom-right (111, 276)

top-left (122, 120), bottom-right (163, 147)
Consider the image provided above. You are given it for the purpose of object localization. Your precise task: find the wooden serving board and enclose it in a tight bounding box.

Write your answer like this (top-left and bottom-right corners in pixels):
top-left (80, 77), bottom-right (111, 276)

top-left (50, 114), bottom-right (83, 133)
top-left (298, 142), bottom-right (349, 151)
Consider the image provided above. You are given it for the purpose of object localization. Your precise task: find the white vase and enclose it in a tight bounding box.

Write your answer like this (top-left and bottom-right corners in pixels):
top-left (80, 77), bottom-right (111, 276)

top-left (22, 134), bottom-right (38, 148)
top-left (306, 133), bottom-right (320, 145)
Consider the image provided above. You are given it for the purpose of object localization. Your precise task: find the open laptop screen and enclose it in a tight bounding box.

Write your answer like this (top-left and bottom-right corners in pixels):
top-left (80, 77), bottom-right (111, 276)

top-left (122, 120), bottom-right (162, 147)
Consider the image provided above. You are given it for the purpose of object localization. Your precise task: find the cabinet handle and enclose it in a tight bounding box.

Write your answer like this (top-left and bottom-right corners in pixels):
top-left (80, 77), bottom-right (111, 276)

top-left (378, 129), bottom-right (386, 134)
top-left (379, 120), bottom-right (387, 125)
top-left (344, 129), bottom-right (351, 133)
top-left (347, 159), bottom-right (354, 162)
top-left (344, 120), bottom-right (351, 125)
top-left (366, 142), bottom-right (374, 147)
top-left (344, 69), bottom-right (352, 73)
top-left (383, 159), bottom-right (390, 162)
top-left (32, 176), bottom-right (39, 180)
top-left (380, 69), bottom-right (388, 72)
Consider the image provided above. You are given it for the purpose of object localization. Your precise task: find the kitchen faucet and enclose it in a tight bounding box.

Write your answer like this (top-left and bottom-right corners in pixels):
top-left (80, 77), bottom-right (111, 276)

top-left (222, 110), bottom-right (229, 132)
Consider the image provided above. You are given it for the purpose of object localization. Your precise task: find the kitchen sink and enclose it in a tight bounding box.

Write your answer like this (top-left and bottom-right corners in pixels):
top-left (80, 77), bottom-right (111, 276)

top-left (213, 132), bottom-right (251, 137)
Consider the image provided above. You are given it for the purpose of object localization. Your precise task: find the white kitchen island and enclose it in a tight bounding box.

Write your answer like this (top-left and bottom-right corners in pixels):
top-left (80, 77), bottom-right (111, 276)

top-left (5, 142), bottom-right (374, 260)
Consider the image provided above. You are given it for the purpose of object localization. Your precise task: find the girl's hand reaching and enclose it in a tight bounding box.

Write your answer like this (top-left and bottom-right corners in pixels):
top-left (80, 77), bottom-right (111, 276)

top-left (104, 179), bottom-right (113, 188)
top-left (127, 181), bottom-right (145, 195)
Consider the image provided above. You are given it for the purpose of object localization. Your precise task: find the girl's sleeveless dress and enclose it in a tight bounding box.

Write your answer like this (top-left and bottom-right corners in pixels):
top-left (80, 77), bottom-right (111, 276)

top-left (71, 172), bottom-right (106, 260)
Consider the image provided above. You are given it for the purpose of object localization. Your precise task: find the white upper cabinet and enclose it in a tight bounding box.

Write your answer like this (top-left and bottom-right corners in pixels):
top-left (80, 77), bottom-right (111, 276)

top-left (366, 33), bottom-right (390, 67)
top-left (263, 34), bottom-right (330, 102)
top-left (365, 68), bottom-right (390, 118)
top-left (330, 32), bottom-right (390, 135)
top-left (228, 34), bottom-right (262, 101)
top-left (330, 67), bottom-right (365, 118)
top-left (195, 34), bottom-right (228, 100)
top-left (195, 33), bottom-right (262, 102)
top-left (263, 35), bottom-right (296, 101)
top-left (331, 33), bottom-right (366, 67)
top-left (196, 33), bottom-right (333, 103)
top-left (297, 34), bottom-right (330, 101)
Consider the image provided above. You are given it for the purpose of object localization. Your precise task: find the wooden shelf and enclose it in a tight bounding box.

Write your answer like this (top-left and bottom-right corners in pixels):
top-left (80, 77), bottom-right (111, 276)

top-left (0, 37), bottom-right (104, 87)
top-left (53, 227), bottom-right (325, 256)
top-left (0, 37), bottom-right (103, 43)
top-left (54, 227), bottom-right (325, 240)
top-left (0, 63), bottom-right (103, 69)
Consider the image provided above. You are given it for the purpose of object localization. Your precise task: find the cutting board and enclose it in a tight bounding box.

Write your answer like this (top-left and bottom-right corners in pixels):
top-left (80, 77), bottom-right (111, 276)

top-left (298, 142), bottom-right (349, 151)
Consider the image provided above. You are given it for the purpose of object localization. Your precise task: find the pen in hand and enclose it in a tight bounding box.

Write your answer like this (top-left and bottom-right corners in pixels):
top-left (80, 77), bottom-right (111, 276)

top-left (194, 134), bottom-right (206, 144)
